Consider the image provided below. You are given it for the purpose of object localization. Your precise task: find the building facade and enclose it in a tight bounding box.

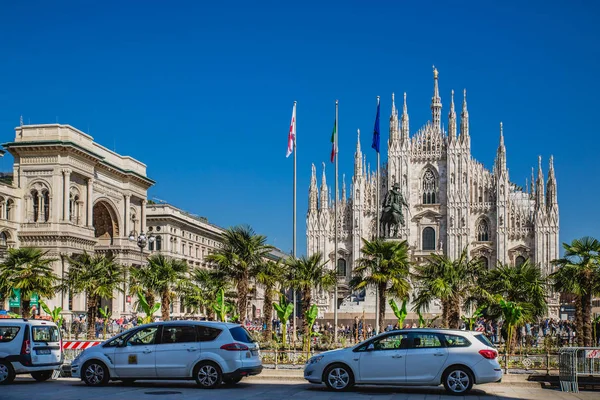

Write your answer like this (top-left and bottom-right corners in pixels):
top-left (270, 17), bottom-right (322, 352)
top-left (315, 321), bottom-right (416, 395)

top-left (306, 68), bottom-right (560, 320)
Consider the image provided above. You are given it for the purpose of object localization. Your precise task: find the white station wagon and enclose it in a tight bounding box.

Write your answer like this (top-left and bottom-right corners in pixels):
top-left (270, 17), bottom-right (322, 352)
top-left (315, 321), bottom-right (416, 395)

top-left (304, 328), bottom-right (502, 395)
top-left (71, 321), bottom-right (262, 388)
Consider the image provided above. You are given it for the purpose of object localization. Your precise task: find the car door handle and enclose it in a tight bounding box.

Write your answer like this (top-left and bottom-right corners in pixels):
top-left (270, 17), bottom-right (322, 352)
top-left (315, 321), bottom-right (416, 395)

top-left (391, 354), bottom-right (403, 358)
top-left (433, 353), bottom-right (445, 357)
top-left (187, 348), bottom-right (198, 352)
top-left (143, 350), bottom-right (152, 354)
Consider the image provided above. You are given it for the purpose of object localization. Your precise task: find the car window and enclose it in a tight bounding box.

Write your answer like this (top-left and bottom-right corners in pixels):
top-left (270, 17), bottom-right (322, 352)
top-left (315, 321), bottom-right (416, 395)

top-left (0, 326), bottom-right (20, 342)
top-left (474, 333), bottom-right (494, 348)
top-left (126, 327), bottom-right (158, 346)
top-left (104, 332), bottom-right (128, 348)
top-left (32, 325), bottom-right (60, 342)
top-left (162, 325), bottom-right (197, 344)
top-left (197, 326), bottom-right (222, 342)
top-left (410, 333), bottom-right (443, 348)
top-left (444, 334), bottom-right (471, 347)
top-left (229, 326), bottom-right (256, 343)
top-left (371, 333), bottom-right (410, 351)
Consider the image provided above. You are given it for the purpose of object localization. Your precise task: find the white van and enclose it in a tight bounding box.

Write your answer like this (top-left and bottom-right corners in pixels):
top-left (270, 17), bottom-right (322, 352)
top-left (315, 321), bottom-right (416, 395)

top-left (0, 318), bottom-right (63, 384)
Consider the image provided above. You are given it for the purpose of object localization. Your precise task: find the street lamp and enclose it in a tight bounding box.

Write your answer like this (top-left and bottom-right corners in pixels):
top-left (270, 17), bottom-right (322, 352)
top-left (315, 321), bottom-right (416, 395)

top-left (128, 230), bottom-right (155, 262)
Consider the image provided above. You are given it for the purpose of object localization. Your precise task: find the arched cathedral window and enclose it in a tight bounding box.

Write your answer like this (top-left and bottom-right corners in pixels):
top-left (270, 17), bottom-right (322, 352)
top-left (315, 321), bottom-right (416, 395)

top-left (422, 169), bottom-right (438, 204)
top-left (422, 227), bottom-right (436, 251)
top-left (515, 256), bottom-right (526, 267)
top-left (337, 258), bottom-right (347, 277)
top-left (479, 256), bottom-right (489, 269)
top-left (477, 219), bottom-right (489, 241)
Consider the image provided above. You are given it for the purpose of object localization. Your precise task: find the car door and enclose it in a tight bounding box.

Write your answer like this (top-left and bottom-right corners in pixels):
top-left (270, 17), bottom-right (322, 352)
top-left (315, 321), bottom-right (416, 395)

top-left (404, 332), bottom-right (448, 384)
top-left (30, 323), bottom-right (62, 366)
top-left (154, 325), bottom-right (199, 378)
top-left (113, 325), bottom-right (159, 378)
top-left (358, 332), bottom-right (408, 384)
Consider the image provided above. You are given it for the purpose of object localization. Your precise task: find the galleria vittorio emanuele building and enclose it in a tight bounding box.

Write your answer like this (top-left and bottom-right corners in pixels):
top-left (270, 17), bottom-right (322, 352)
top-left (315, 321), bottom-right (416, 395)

top-left (306, 68), bottom-right (560, 320)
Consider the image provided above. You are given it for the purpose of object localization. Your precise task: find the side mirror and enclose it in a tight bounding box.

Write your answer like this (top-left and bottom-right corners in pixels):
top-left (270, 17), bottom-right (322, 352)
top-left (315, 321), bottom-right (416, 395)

top-left (366, 343), bottom-right (375, 351)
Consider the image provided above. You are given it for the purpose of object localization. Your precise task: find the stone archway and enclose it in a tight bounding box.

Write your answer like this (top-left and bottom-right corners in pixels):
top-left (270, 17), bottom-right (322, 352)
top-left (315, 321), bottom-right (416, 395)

top-left (93, 201), bottom-right (120, 244)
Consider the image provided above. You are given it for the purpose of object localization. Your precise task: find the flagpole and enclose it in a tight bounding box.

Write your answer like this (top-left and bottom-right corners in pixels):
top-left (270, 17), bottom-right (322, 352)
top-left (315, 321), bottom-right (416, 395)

top-left (334, 99), bottom-right (339, 343)
top-left (374, 96), bottom-right (381, 334)
top-left (292, 101), bottom-right (297, 345)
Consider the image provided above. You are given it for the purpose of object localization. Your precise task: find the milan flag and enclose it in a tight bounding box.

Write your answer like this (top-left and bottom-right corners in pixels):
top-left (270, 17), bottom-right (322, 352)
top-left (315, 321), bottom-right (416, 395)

top-left (286, 102), bottom-right (296, 157)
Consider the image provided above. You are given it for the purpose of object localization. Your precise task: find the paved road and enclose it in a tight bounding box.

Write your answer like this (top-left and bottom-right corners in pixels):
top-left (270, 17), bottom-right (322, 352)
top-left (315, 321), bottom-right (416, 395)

top-left (5, 377), bottom-right (598, 400)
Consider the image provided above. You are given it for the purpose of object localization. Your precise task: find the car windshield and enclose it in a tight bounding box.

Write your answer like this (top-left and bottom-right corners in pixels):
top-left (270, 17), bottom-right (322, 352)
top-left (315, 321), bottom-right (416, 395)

top-left (32, 325), bottom-right (60, 342)
top-left (229, 326), bottom-right (256, 343)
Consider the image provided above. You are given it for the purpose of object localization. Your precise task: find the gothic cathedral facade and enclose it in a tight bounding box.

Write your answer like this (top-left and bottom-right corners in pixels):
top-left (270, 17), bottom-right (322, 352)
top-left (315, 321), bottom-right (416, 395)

top-left (306, 68), bottom-right (559, 320)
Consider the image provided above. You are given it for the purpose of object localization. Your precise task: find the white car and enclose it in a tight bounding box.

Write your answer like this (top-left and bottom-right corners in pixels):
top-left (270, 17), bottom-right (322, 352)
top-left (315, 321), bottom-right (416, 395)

top-left (0, 318), bottom-right (63, 384)
top-left (71, 321), bottom-right (262, 388)
top-left (304, 328), bottom-right (502, 395)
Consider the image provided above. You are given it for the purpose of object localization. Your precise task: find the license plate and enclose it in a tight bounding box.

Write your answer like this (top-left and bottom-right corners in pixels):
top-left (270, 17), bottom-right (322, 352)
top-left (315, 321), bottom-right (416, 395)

top-left (37, 349), bottom-right (51, 355)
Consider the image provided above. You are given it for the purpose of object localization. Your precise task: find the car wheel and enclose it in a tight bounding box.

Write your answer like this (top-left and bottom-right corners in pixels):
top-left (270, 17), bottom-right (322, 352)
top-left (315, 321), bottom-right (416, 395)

top-left (121, 378), bottom-right (136, 384)
top-left (31, 371), bottom-right (53, 382)
top-left (443, 366), bottom-right (474, 395)
top-left (194, 362), bottom-right (222, 389)
top-left (324, 363), bottom-right (354, 391)
top-left (0, 361), bottom-right (15, 385)
top-left (82, 360), bottom-right (110, 386)
top-left (223, 376), bottom-right (242, 385)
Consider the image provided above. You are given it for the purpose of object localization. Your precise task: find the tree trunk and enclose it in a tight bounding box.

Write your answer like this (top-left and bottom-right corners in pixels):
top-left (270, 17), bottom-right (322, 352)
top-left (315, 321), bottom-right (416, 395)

top-left (448, 297), bottom-right (461, 329)
top-left (575, 295), bottom-right (584, 346)
top-left (263, 287), bottom-right (273, 341)
top-left (145, 291), bottom-right (155, 308)
top-left (302, 288), bottom-right (311, 351)
top-left (86, 294), bottom-right (97, 340)
top-left (582, 293), bottom-right (592, 347)
top-left (378, 283), bottom-right (386, 333)
top-left (237, 273), bottom-right (249, 322)
top-left (441, 299), bottom-right (449, 328)
top-left (21, 299), bottom-right (31, 319)
top-left (161, 290), bottom-right (170, 321)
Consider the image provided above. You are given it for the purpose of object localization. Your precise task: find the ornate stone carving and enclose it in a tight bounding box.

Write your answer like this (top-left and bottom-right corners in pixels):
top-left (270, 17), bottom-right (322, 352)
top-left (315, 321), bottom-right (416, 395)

top-left (21, 156), bottom-right (58, 164)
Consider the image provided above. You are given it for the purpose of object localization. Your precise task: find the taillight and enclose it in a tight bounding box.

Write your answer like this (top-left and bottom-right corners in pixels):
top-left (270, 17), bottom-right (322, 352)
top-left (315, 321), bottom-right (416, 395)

top-left (479, 349), bottom-right (497, 359)
top-left (21, 339), bottom-right (31, 355)
top-left (220, 343), bottom-right (249, 351)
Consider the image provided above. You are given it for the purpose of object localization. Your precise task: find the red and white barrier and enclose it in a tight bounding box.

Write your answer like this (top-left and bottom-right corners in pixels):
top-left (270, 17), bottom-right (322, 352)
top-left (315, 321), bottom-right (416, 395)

top-left (62, 341), bottom-right (102, 350)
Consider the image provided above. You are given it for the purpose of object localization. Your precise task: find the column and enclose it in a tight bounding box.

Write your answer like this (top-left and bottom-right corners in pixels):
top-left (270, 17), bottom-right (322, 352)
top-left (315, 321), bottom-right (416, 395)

top-left (86, 178), bottom-right (94, 227)
top-left (62, 169), bottom-right (71, 221)
top-left (141, 199), bottom-right (147, 233)
top-left (37, 195), bottom-right (43, 222)
top-left (124, 194), bottom-right (131, 236)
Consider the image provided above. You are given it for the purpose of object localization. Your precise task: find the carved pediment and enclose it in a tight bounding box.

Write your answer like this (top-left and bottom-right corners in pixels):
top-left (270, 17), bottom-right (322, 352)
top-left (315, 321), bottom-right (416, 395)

top-left (412, 209), bottom-right (443, 224)
top-left (471, 244), bottom-right (494, 258)
top-left (508, 244), bottom-right (530, 258)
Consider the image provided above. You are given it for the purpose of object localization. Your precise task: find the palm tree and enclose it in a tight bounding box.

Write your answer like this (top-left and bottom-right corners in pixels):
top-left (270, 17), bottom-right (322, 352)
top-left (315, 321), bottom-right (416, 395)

top-left (183, 268), bottom-right (231, 319)
top-left (412, 247), bottom-right (484, 329)
top-left (551, 237), bottom-right (600, 347)
top-left (63, 252), bottom-right (123, 339)
top-left (206, 225), bottom-right (273, 322)
top-left (350, 239), bottom-right (412, 333)
top-left (479, 259), bottom-right (548, 321)
top-left (287, 253), bottom-right (335, 350)
top-left (132, 254), bottom-right (189, 321)
top-left (254, 260), bottom-right (287, 340)
top-left (0, 247), bottom-right (58, 318)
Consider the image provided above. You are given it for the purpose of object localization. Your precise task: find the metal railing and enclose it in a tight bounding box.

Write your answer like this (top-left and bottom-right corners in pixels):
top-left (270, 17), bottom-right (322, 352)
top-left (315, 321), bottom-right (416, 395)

top-left (559, 347), bottom-right (600, 393)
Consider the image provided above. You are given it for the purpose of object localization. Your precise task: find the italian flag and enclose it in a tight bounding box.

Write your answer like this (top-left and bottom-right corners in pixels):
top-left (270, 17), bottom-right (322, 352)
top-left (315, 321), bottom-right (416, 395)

top-left (330, 120), bottom-right (337, 163)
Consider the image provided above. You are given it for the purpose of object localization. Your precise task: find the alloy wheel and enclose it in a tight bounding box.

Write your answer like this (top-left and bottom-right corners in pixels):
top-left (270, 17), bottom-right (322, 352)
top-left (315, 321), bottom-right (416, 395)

top-left (0, 364), bottom-right (8, 383)
top-left (327, 367), bottom-right (350, 390)
top-left (84, 363), bottom-right (105, 385)
top-left (447, 370), bottom-right (470, 393)
top-left (197, 365), bottom-right (219, 387)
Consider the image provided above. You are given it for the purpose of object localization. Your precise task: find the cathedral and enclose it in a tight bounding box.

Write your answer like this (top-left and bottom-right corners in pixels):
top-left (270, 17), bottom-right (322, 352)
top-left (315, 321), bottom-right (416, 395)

top-left (306, 68), bottom-right (560, 320)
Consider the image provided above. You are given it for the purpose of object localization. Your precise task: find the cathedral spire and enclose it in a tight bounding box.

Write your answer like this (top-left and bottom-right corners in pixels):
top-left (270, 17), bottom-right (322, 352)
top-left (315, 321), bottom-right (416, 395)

top-left (309, 163), bottom-right (318, 211)
top-left (495, 122), bottom-right (507, 176)
top-left (431, 66), bottom-right (442, 132)
top-left (389, 92), bottom-right (399, 143)
top-left (354, 129), bottom-right (363, 177)
top-left (535, 156), bottom-right (545, 209)
top-left (530, 167), bottom-right (535, 198)
top-left (460, 89), bottom-right (470, 143)
top-left (546, 155), bottom-right (557, 207)
top-left (320, 162), bottom-right (329, 209)
top-left (401, 92), bottom-right (410, 142)
top-left (448, 89), bottom-right (457, 142)
top-left (342, 174), bottom-right (347, 203)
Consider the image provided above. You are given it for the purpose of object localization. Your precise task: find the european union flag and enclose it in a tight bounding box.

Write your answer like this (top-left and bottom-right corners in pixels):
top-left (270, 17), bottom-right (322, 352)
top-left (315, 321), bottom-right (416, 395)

top-left (372, 98), bottom-right (380, 153)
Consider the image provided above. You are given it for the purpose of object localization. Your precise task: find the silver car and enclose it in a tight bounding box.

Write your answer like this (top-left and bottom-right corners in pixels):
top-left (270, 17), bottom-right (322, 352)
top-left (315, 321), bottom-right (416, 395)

top-left (71, 321), bottom-right (262, 388)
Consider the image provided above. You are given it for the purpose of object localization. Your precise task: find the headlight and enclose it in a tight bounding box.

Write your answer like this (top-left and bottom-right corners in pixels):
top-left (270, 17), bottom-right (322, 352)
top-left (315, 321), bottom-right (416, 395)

top-left (308, 355), bottom-right (324, 365)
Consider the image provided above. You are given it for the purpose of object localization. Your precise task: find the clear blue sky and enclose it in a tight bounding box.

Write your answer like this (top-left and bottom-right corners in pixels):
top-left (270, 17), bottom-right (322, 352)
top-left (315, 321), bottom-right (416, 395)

top-left (0, 1), bottom-right (598, 255)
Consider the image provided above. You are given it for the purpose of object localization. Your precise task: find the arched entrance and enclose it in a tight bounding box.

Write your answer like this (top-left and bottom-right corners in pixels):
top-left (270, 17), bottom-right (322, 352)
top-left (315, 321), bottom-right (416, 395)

top-left (93, 201), bottom-right (120, 245)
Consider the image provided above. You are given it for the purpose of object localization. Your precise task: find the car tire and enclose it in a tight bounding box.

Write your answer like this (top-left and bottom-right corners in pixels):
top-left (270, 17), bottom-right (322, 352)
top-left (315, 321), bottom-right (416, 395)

top-left (121, 378), bottom-right (136, 384)
top-left (82, 360), bottom-right (110, 386)
top-left (223, 376), bottom-right (242, 385)
top-left (194, 361), bottom-right (222, 389)
top-left (443, 366), bottom-right (474, 395)
top-left (0, 361), bottom-right (15, 385)
top-left (31, 371), bottom-right (53, 382)
top-left (323, 363), bottom-right (354, 391)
